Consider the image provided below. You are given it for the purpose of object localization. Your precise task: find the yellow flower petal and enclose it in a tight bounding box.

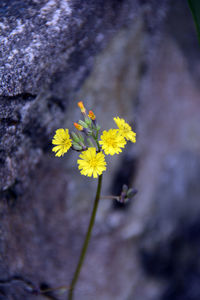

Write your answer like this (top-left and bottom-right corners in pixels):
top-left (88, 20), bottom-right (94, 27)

top-left (99, 129), bottom-right (126, 155)
top-left (77, 147), bottom-right (106, 178)
top-left (52, 128), bottom-right (72, 157)
top-left (113, 117), bottom-right (136, 143)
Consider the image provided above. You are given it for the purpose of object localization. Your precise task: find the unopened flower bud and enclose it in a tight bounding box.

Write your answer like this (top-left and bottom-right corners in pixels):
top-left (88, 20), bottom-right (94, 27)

top-left (87, 138), bottom-right (95, 147)
top-left (74, 122), bottom-right (83, 131)
top-left (84, 116), bottom-right (92, 126)
top-left (127, 188), bottom-right (137, 199)
top-left (118, 184), bottom-right (131, 203)
top-left (71, 132), bottom-right (80, 143)
top-left (72, 142), bottom-right (83, 151)
top-left (79, 120), bottom-right (88, 128)
top-left (83, 128), bottom-right (92, 135)
top-left (96, 124), bottom-right (101, 131)
top-left (122, 184), bottom-right (128, 193)
top-left (88, 110), bottom-right (96, 120)
top-left (77, 133), bottom-right (84, 142)
top-left (78, 101), bottom-right (86, 113)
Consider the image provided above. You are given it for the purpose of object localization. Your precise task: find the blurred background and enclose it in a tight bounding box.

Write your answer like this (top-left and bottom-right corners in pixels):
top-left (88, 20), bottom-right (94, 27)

top-left (1, 0), bottom-right (200, 299)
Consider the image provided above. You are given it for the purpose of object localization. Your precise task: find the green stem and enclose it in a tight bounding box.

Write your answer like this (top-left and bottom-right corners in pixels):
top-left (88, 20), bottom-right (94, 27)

top-left (100, 195), bottom-right (119, 201)
top-left (67, 174), bottom-right (103, 300)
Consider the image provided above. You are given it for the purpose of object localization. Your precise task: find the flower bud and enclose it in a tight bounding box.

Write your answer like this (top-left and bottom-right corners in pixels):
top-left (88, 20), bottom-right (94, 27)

top-left (88, 110), bottom-right (96, 120)
top-left (127, 188), bottom-right (137, 199)
top-left (79, 120), bottom-right (88, 128)
top-left (96, 124), bottom-right (101, 131)
top-left (77, 101), bottom-right (86, 113)
top-left (71, 132), bottom-right (80, 143)
top-left (84, 116), bottom-right (92, 126)
top-left (77, 133), bottom-right (84, 142)
top-left (87, 138), bottom-right (95, 147)
top-left (118, 184), bottom-right (135, 203)
top-left (122, 184), bottom-right (128, 193)
top-left (72, 142), bottom-right (83, 151)
top-left (74, 122), bottom-right (83, 131)
top-left (83, 128), bottom-right (92, 135)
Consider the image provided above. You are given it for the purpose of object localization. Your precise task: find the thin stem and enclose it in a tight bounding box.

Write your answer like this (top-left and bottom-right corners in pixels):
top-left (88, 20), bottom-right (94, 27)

top-left (95, 138), bottom-right (101, 152)
top-left (91, 133), bottom-right (100, 151)
top-left (67, 174), bottom-right (103, 300)
top-left (40, 285), bottom-right (69, 293)
top-left (101, 195), bottom-right (120, 201)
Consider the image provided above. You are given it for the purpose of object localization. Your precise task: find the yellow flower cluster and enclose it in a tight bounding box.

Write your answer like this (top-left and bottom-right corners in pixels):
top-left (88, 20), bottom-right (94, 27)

top-left (52, 102), bottom-right (136, 178)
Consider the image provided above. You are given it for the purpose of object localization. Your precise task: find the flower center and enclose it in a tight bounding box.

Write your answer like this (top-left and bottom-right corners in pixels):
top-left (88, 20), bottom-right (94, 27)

top-left (61, 138), bottom-right (69, 145)
top-left (89, 158), bottom-right (98, 168)
top-left (107, 137), bottom-right (117, 147)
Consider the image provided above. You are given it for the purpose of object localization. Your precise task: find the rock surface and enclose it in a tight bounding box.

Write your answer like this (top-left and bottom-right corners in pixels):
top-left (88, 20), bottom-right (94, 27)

top-left (1, 1), bottom-right (200, 300)
top-left (0, 0), bottom-right (137, 193)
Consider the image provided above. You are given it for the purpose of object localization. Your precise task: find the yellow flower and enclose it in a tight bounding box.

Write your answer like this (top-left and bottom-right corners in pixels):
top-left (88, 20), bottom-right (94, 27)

top-left (52, 128), bottom-right (72, 157)
top-left (113, 117), bottom-right (136, 143)
top-left (77, 148), bottom-right (106, 178)
top-left (99, 129), bottom-right (126, 155)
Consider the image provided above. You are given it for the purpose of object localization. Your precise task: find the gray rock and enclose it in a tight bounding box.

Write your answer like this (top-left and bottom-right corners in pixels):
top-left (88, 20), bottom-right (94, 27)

top-left (140, 152), bottom-right (200, 300)
top-left (1, 0), bottom-right (139, 194)
top-left (0, 0), bottom-right (136, 96)
top-left (0, 0), bottom-right (168, 204)
top-left (5, 1), bottom-right (199, 300)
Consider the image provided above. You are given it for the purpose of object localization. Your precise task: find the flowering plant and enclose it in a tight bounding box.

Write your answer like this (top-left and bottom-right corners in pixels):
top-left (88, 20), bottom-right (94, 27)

top-left (52, 101), bottom-right (136, 177)
top-left (52, 102), bottom-right (136, 299)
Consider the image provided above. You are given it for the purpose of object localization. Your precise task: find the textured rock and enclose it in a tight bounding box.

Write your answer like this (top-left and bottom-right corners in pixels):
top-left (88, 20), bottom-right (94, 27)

top-left (0, 0), bottom-right (135, 96)
top-left (0, 0), bottom-right (137, 194)
top-left (140, 152), bottom-right (200, 300)
top-left (127, 3), bottom-right (200, 299)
